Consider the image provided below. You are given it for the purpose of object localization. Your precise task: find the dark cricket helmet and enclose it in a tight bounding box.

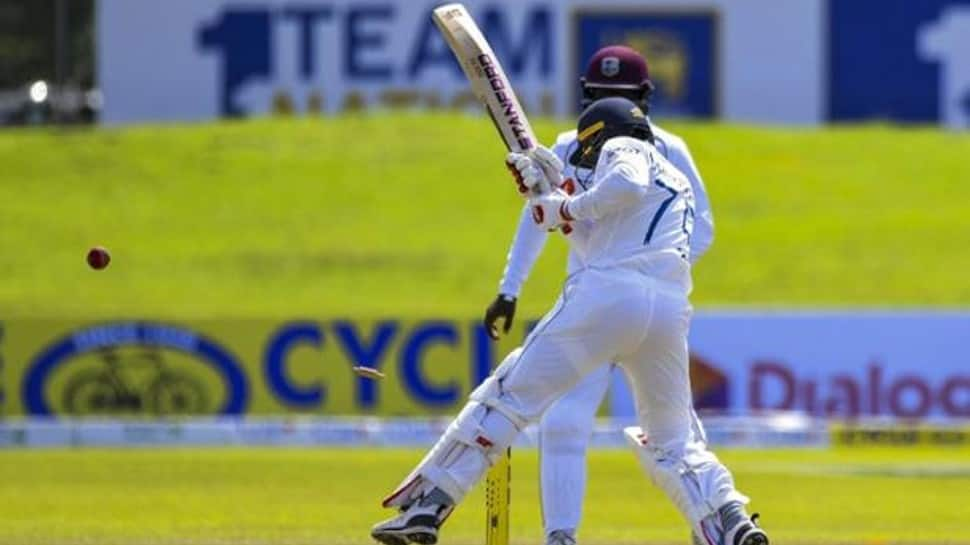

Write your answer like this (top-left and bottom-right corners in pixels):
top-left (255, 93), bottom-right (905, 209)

top-left (580, 45), bottom-right (655, 111)
top-left (569, 96), bottom-right (653, 168)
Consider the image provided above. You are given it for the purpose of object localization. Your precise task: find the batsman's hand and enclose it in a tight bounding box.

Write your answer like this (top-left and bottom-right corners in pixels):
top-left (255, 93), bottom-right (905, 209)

top-left (506, 146), bottom-right (562, 195)
top-left (506, 152), bottom-right (544, 194)
top-left (484, 294), bottom-right (517, 340)
top-left (529, 146), bottom-right (564, 188)
top-left (529, 189), bottom-right (573, 231)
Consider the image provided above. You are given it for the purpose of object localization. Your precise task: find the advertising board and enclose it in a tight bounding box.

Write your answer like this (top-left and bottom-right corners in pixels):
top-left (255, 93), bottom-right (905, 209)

top-left (612, 312), bottom-right (970, 421)
top-left (828, 0), bottom-right (970, 127)
top-left (98, 0), bottom-right (823, 125)
top-left (3, 313), bottom-right (967, 421)
top-left (1, 320), bottom-right (521, 417)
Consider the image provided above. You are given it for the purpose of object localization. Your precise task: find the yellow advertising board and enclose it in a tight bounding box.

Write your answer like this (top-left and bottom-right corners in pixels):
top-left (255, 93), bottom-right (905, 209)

top-left (831, 423), bottom-right (970, 446)
top-left (0, 320), bottom-right (530, 418)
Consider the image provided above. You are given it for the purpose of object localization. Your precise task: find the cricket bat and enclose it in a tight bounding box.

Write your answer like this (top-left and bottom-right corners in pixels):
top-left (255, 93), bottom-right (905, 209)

top-left (432, 9), bottom-right (517, 541)
top-left (432, 3), bottom-right (537, 154)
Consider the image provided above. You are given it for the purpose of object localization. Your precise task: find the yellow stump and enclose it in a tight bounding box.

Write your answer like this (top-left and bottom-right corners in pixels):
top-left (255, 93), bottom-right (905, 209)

top-left (485, 448), bottom-right (511, 545)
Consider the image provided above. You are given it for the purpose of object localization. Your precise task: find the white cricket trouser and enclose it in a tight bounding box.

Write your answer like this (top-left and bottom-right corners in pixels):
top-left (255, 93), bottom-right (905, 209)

top-left (447, 265), bottom-right (686, 467)
top-left (539, 364), bottom-right (715, 537)
top-left (539, 364), bottom-right (612, 536)
top-left (406, 262), bottom-right (745, 536)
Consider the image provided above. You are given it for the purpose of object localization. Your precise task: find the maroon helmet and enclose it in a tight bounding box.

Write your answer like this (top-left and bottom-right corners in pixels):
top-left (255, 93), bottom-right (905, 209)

top-left (580, 45), bottom-right (655, 112)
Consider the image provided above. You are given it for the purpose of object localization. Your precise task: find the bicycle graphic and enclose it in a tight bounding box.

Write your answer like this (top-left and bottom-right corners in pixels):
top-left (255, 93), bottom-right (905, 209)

top-left (62, 347), bottom-right (208, 416)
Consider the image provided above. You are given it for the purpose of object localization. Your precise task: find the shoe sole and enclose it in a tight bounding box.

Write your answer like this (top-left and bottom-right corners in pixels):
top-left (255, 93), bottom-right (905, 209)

top-left (740, 531), bottom-right (769, 545)
top-left (406, 530), bottom-right (438, 545)
top-left (371, 530), bottom-right (408, 545)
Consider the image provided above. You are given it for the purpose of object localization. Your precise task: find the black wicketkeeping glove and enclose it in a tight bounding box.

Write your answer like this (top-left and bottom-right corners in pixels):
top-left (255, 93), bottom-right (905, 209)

top-left (484, 294), bottom-right (517, 340)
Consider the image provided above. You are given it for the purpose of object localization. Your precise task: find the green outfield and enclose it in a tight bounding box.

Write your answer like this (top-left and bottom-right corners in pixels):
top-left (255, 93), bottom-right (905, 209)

top-left (2, 117), bottom-right (969, 545)
top-left (0, 446), bottom-right (968, 545)
top-left (1, 116), bottom-right (969, 318)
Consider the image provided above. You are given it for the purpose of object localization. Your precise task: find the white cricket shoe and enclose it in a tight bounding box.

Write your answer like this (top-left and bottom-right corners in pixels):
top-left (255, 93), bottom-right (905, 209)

top-left (371, 500), bottom-right (452, 545)
top-left (724, 514), bottom-right (769, 545)
top-left (691, 514), bottom-right (768, 545)
top-left (546, 529), bottom-right (577, 545)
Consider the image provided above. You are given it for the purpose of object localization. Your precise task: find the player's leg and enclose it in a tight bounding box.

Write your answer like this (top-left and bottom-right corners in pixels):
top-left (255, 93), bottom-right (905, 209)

top-left (374, 271), bottom-right (648, 545)
top-left (538, 364), bottom-right (612, 544)
top-left (373, 343), bottom-right (582, 545)
top-left (619, 285), bottom-right (768, 545)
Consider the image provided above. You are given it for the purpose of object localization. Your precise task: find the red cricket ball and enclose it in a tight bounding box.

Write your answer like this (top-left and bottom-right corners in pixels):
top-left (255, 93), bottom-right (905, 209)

top-left (87, 246), bottom-right (111, 270)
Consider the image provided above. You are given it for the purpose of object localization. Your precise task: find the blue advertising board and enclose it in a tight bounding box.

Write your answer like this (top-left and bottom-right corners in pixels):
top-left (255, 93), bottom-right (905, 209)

top-left (828, 0), bottom-right (970, 127)
top-left (573, 8), bottom-right (718, 117)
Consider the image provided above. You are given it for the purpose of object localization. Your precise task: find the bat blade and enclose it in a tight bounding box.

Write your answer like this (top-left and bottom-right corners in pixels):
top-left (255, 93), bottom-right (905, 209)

top-left (432, 3), bottom-right (537, 153)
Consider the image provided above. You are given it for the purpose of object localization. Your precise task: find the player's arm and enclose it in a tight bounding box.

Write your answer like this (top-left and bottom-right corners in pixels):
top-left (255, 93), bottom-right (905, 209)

top-left (485, 145), bottom-right (566, 339)
top-left (558, 141), bottom-right (650, 222)
top-left (666, 137), bottom-right (714, 262)
top-left (485, 140), bottom-right (575, 339)
top-left (499, 204), bottom-right (550, 298)
top-left (484, 204), bottom-right (550, 339)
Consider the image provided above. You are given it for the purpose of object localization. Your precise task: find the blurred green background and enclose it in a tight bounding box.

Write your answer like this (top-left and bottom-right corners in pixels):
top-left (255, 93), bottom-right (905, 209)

top-left (1, 116), bottom-right (969, 318)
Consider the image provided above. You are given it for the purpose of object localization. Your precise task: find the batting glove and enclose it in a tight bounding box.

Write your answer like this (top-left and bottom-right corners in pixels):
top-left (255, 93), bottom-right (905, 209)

top-left (483, 294), bottom-right (517, 340)
top-left (529, 146), bottom-right (564, 189)
top-left (529, 189), bottom-right (574, 231)
top-left (506, 152), bottom-right (545, 194)
top-left (506, 146), bottom-right (562, 195)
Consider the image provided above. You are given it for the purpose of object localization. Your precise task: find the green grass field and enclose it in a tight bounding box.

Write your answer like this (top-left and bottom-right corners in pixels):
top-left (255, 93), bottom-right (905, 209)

top-left (1, 116), bottom-right (969, 318)
top-left (0, 446), bottom-right (968, 545)
top-left (2, 117), bottom-right (969, 544)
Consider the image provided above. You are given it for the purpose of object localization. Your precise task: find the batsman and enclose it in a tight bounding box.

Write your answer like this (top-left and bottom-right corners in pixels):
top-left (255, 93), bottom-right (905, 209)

top-left (372, 47), bottom-right (768, 545)
top-left (491, 46), bottom-right (723, 545)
